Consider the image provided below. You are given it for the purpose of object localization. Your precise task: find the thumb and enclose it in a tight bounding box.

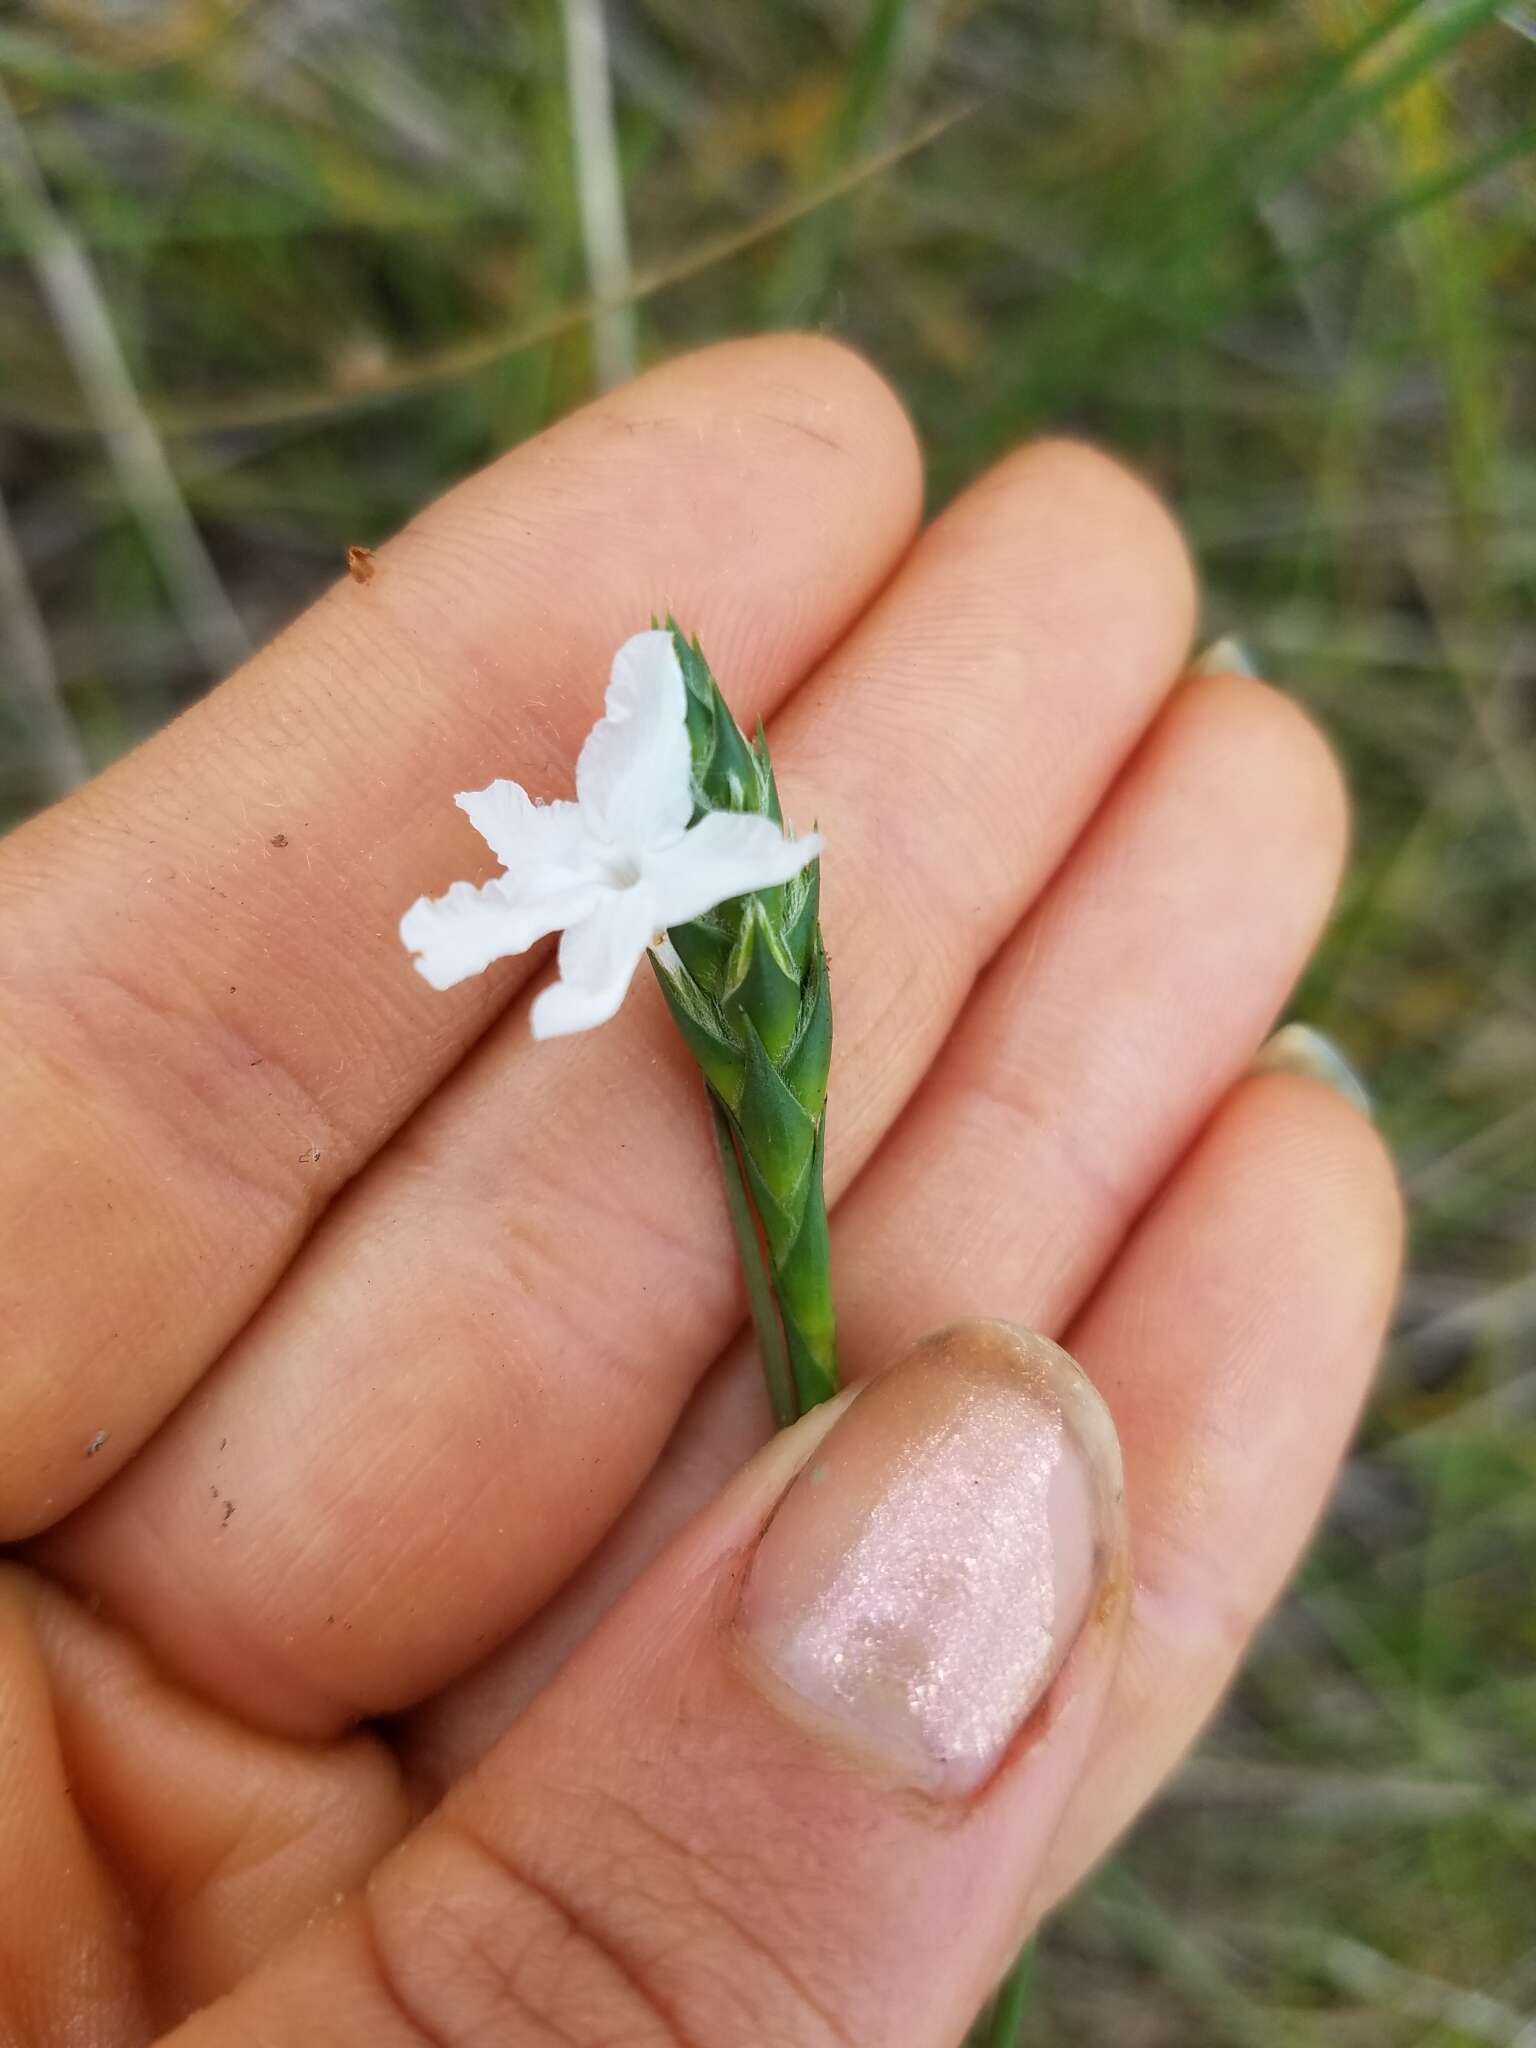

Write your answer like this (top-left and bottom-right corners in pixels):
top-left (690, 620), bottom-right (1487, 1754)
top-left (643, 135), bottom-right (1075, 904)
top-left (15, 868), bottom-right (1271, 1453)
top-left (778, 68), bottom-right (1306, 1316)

top-left (168, 1322), bottom-right (1126, 2048)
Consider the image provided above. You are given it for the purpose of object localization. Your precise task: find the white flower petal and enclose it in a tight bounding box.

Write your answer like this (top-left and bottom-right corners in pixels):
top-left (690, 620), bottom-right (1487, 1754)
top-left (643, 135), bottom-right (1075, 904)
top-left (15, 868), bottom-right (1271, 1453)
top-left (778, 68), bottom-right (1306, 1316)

top-left (574, 630), bottom-right (693, 854)
top-left (403, 629), bottom-right (824, 1035)
top-left (455, 780), bottom-right (593, 879)
top-left (647, 809), bottom-right (822, 930)
top-left (529, 883), bottom-right (659, 1039)
top-left (400, 874), bottom-right (600, 991)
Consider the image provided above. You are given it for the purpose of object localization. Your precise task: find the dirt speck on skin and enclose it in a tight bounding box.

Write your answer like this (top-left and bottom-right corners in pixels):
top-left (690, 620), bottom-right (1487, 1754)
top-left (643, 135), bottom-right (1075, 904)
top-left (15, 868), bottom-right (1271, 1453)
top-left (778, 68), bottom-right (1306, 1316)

top-left (222, 1500), bottom-right (236, 1524)
top-left (298, 1146), bottom-right (322, 1165)
top-left (84, 1430), bottom-right (109, 1457)
top-left (270, 832), bottom-right (289, 849)
top-left (346, 544), bottom-right (376, 585)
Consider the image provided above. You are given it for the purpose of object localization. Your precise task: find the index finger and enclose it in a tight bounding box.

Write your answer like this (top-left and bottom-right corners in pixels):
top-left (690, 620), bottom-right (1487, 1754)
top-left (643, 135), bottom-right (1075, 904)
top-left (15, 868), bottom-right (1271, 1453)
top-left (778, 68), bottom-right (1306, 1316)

top-left (0, 336), bottom-right (922, 1537)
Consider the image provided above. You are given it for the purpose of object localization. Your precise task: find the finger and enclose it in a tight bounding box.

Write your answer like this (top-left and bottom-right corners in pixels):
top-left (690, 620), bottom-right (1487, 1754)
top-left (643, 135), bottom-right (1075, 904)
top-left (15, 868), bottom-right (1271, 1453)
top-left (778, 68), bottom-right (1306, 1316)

top-left (1032, 1070), bottom-right (1402, 1909)
top-left (403, 670), bottom-right (1350, 1781)
top-left (0, 1568), bottom-right (149, 2040)
top-left (24, 1574), bottom-right (411, 2025)
top-left (0, 1564), bottom-right (410, 2032)
top-left (166, 1325), bottom-right (1131, 2048)
top-left (47, 441), bottom-right (1197, 1734)
top-left (0, 334), bottom-right (921, 1536)
top-left (829, 676), bottom-right (1353, 1365)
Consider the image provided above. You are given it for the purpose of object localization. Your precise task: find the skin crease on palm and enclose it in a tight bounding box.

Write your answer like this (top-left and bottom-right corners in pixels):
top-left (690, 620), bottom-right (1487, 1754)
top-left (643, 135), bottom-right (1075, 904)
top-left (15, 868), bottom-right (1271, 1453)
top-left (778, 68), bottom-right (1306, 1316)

top-left (0, 337), bottom-right (1404, 2047)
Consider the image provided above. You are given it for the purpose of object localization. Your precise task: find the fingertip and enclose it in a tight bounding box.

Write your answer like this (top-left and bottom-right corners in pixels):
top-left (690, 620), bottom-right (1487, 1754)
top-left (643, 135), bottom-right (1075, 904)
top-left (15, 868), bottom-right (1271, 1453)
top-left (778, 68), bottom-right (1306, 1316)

top-left (702, 329), bottom-right (925, 512)
top-left (332, 330), bottom-right (927, 721)
top-left (1240, 1068), bottom-right (1405, 1311)
top-left (921, 435), bottom-right (1199, 714)
top-left (571, 329), bottom-right (927, 569)
top-left (1170, 671), bottom-right (1353, 902)
top-left (1005, 436), bottom-right (1200, 655)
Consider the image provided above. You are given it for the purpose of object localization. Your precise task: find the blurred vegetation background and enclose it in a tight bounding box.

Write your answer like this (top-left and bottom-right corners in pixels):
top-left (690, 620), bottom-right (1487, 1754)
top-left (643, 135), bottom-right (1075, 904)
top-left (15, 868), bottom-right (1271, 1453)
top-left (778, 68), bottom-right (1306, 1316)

top-left (2, 0), bottom-right (1534, 2039)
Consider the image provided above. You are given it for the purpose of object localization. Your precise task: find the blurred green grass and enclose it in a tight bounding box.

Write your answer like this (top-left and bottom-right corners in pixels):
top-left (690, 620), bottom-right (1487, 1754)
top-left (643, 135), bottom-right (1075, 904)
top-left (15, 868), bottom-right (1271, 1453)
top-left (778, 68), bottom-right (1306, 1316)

top-left (3, 1), bottom-right (1535, 2038)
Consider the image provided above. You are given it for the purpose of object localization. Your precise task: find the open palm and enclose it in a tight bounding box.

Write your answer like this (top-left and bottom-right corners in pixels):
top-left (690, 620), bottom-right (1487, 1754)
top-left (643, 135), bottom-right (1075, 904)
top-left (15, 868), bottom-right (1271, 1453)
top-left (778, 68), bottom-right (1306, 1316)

top-left (0, 336), bottom-right (1400, 2046)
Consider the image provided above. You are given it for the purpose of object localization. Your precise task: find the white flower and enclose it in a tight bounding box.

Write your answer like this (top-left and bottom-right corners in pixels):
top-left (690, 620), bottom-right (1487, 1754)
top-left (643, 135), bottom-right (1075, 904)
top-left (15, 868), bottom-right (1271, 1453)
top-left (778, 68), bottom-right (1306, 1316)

top-left (400, 629), bottom-right (822, 1038)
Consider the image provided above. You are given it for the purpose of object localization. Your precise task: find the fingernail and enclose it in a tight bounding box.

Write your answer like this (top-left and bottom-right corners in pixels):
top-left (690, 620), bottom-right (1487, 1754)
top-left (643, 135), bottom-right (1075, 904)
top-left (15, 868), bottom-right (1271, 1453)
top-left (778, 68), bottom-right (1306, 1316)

top-left (738, 1322), bottom-right (1123, 1795)
top-left (1192, 634), bottom-right (1260, 678)
top-left (1252, 1022), bottom-right (1373, 1119)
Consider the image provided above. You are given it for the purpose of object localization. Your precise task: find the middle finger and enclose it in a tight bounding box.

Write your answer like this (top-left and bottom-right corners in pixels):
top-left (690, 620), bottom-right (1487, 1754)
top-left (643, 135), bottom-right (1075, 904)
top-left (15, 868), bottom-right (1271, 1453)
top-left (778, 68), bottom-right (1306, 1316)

top-left (45, 441), bottom-right (1195, 1736)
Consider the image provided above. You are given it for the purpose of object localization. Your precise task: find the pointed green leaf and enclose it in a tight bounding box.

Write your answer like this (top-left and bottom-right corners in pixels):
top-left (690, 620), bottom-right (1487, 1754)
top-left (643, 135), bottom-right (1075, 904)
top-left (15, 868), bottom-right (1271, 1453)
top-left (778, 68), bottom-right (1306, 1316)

top-left (779, 1129), bottom-right (837, 1409)
top-left (671, 628), bottom-right (762, 813)
top-left (649, 954), bottom-right (745, 1107)
top-left (780, 1171), bottom-right (832, 1328)
top-left (668, 911), bottom-right (736, 1000)
top-left (722, 902), bottom-right (800, 1062)
top-left (740, 1145), bottom-right (799, 1265)
top-left (703, 699), bottom-right (759, 812)
top-left (670, 622), bottom-right (720, 782)
top-left (781, 938), bottom-right (832, 1119)
top-left (755, 723), bottom-right (785, 826)
top-left (735, 1017), bottom-right (816, 1215)
top-left (781, 859), bottom-right (820, 973)
top-left (669, 619), bottom-right (712, 705)
top-left (785, 1320), bottom-right (838, 1412)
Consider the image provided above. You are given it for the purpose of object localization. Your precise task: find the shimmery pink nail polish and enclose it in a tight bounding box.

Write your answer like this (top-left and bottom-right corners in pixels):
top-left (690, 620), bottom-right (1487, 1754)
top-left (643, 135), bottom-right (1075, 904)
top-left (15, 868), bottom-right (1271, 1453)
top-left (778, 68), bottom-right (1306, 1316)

top-left (738, 1321), bottom-right (1121, 1794)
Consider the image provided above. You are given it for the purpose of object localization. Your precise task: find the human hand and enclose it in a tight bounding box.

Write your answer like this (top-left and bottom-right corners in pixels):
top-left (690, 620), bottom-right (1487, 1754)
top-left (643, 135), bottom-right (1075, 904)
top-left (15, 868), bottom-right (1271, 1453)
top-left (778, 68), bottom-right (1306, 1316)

top-left (0, 336), bottom-right (1401, 2045)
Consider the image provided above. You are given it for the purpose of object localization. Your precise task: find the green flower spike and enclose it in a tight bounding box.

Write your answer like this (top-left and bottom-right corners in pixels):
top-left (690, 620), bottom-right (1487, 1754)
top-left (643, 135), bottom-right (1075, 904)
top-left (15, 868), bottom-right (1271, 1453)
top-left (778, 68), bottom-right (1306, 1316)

top-left (650, 622), bottom-right (838, 1425)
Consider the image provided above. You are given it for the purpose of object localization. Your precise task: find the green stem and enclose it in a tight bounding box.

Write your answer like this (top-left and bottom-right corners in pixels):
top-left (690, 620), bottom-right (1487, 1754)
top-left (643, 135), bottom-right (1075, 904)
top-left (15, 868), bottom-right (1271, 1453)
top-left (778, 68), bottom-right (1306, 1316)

top-left (967, 1943), bottom-right (1034, 2047)
top-left (709, 1092), bottom-right (798, 1430)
